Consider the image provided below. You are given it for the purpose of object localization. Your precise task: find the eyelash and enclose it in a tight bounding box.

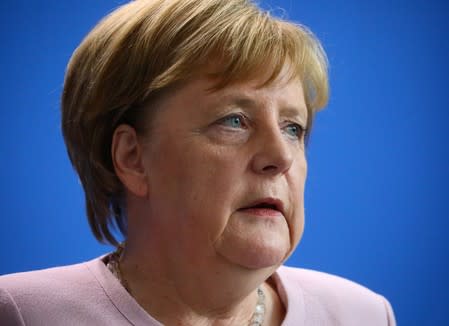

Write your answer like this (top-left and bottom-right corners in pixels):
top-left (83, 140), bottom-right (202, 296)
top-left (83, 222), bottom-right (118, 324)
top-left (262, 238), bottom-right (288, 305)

top-left (216, 113), bottom-right (306, 140)
top-left (218, 114), bottom-right (248, 129)
top-left (283, 123), bottom-right (306, 140)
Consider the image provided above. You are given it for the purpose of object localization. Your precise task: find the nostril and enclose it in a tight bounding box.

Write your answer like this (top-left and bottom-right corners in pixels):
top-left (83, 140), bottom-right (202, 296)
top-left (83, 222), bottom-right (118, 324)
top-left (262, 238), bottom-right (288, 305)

top-left (251, 142), bottom-right (294, 175)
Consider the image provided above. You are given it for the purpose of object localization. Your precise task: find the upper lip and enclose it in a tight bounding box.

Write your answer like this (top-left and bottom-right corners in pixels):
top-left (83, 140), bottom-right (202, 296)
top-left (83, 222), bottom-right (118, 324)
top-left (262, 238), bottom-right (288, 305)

top-left (239, 197), bottom-right (285, 215)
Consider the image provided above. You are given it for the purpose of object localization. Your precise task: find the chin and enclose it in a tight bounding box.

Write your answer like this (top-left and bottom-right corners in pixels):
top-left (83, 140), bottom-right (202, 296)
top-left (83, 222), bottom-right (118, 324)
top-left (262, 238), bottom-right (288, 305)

top-left (241, 252), bottom-right (287, 270)
top-left (217, 237), bottom-right (290, 270)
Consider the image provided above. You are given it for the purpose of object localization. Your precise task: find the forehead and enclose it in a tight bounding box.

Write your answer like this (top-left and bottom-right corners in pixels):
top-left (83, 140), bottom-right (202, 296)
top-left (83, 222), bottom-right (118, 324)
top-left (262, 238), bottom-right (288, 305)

top-left (210, 76), bottom-right (306, 116)
top-left (147, 73), bottom-right (308, 136)
top-left (203, 61), bottom-right (307, 113)
top-left (150, 61), bottom-right (307, 124)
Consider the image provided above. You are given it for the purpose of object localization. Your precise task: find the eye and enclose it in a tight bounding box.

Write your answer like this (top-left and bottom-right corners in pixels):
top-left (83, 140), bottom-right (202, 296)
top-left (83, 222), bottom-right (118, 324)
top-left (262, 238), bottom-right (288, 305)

top-left (218, 114), bottom-right (247, 129)
top-left (283, 123), bottom-right (306, 139)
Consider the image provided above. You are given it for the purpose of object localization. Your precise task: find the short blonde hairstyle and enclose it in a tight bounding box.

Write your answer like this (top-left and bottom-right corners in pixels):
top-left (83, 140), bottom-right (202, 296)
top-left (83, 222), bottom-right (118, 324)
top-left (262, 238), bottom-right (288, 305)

top-left (61, 0), bottom-right (329, 246)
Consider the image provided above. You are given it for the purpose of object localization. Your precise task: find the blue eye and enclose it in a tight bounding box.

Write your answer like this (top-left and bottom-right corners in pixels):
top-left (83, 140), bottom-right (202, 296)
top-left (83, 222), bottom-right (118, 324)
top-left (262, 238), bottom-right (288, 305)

top-left (220, 115), bottom-right (245, 129)
top-left (284, 123), bottom-right (305, 139)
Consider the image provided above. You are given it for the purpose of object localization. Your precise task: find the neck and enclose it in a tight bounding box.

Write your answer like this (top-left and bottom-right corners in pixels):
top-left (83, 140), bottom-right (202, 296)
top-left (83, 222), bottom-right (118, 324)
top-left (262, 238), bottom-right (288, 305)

top-left (119, 238), bottom-right (280, 325)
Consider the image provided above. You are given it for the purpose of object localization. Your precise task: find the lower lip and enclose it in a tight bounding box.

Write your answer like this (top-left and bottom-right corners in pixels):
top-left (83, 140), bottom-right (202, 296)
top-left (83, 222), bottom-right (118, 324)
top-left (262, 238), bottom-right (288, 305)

top-left (238, 208), bottom-right (282, 217)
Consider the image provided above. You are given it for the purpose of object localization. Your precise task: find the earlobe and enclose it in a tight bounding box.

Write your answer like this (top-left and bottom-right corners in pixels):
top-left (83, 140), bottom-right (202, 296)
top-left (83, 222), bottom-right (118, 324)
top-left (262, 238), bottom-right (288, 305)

top-left (111, 124), bottom-right (148, 198)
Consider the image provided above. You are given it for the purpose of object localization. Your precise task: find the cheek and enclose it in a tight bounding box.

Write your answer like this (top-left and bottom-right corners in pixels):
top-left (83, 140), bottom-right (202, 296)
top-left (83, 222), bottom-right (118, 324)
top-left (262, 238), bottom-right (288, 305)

top-left (285, 156), bottom-right (307, 248)
top-left (156, 143), bottom-right (246, 238)
top-left (187, 153), bottom-right (246, 233)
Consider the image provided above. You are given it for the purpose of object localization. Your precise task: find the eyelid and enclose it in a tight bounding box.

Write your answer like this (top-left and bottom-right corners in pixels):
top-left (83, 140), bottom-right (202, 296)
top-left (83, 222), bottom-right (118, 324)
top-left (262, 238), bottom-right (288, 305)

top-left (281, 119), bottom-right (306, 130)
top-left (282, 121), bottom-right (307, 140)
top-left (217, 112), bottom-right (249, 126)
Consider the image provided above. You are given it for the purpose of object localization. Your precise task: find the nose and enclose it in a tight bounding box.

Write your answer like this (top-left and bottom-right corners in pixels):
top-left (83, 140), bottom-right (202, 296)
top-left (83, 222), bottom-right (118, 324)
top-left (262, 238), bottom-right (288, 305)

top-left (250, 127), bottom-right (294, 176)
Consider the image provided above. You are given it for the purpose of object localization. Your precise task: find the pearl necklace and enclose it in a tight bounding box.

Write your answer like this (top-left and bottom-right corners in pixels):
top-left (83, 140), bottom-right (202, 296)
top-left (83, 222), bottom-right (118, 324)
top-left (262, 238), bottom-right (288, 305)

top-left (106, 244), bottom-right (266, 325)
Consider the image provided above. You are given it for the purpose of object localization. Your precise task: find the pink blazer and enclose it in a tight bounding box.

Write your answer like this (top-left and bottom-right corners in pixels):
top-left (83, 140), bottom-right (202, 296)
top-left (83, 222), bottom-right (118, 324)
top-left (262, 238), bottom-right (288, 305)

top-left (0, 256), bottom-right (396, 325)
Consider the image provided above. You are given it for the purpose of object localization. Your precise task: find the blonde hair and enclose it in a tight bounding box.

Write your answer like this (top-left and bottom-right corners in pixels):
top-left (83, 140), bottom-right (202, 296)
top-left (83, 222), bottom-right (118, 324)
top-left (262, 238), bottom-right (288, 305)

top-left (61, 0), bottom-right (329, 246)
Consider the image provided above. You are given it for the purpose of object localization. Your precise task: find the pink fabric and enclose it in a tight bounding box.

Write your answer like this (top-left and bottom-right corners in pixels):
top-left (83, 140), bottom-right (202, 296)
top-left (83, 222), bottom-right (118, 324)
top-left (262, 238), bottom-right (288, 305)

top-left (0, 256), bottom-right (396, 325)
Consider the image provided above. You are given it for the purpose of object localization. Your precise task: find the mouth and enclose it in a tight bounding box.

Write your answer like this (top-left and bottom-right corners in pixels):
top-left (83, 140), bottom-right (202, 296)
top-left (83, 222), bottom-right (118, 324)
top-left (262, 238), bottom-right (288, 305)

top-left (238, 198), bottom-right (284, 217)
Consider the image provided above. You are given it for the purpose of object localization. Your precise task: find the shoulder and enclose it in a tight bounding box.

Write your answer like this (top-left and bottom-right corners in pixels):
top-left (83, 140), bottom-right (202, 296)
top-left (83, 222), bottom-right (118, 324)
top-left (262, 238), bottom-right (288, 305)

top-left (0, 257), bottom-right (124, 325)
top-left (277, 265), bottom-right (383, 303)
top-left (0, 260), bottom-right (97, 303)
top-left (0, 260), bottom-right (91, 288)
top-left (275, 266), bottom-right (396, 326)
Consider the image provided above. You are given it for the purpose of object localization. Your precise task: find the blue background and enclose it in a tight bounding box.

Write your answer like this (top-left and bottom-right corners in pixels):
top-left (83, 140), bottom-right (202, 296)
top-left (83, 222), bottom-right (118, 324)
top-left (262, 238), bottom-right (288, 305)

top-left (1, 0), bottom-right (448, 324)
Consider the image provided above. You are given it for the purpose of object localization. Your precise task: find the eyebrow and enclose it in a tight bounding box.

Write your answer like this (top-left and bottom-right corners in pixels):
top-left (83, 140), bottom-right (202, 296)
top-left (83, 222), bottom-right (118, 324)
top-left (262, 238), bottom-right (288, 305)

top-left (216, 94), bottom-right (308, 125)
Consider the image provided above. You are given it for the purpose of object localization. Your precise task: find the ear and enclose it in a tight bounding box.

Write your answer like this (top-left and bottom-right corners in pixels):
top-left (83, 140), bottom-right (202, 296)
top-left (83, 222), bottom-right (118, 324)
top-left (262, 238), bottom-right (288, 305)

top-left (111, 124), bottom-right (148, 198)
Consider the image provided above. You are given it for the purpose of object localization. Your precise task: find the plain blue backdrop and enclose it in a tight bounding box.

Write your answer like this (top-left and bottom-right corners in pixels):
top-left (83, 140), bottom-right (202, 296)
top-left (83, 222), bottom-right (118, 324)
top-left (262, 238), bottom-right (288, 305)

top-left (1, 0), bottom-right (448, 325)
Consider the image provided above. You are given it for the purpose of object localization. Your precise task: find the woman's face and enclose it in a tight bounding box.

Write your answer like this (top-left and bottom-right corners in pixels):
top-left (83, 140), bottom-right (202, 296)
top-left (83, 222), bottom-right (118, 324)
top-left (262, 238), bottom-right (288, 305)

top-left (139, 70), bottom-right (308, 270)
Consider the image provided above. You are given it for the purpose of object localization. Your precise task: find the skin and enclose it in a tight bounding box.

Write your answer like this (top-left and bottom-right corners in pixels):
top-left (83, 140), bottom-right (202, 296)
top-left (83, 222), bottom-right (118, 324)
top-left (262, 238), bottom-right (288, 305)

top-left (111, 67), bottom-right (308, 325)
